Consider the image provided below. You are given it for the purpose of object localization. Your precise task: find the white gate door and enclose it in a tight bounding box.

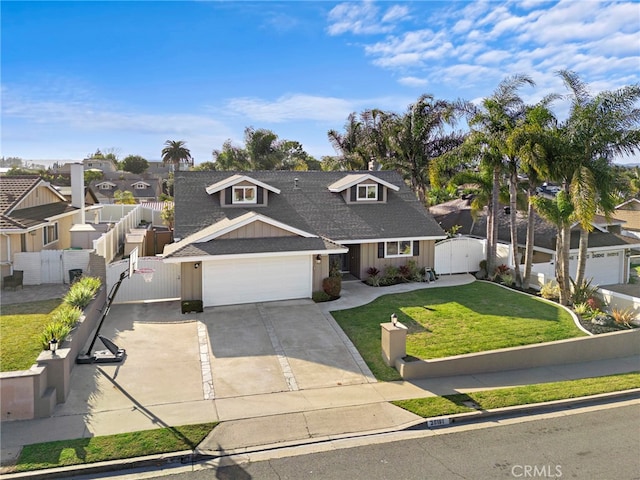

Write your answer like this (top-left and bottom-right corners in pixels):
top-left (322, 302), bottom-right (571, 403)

top-left (41, 250), bottom-right (64, 283)
top-left (435, 237), bottom-right (486, 274)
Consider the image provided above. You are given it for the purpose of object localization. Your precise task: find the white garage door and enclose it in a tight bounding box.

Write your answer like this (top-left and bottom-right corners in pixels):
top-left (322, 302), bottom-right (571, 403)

top-left (569, 250), bottom-right (622, 286)
top-left (202, 255), bottom-right (312, 307)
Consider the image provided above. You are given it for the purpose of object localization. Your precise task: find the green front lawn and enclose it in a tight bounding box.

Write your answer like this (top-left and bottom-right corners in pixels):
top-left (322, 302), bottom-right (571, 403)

top-left (332, 282), bottom-right (585, 381)
top-left (12, 423), bottom-right (217, 473)
top-left (0, 299), bottom-right (64, 372)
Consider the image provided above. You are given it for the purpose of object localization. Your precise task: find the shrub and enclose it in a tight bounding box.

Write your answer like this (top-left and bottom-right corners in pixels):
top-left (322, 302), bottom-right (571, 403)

top-left (611, 308), bottom-right (636, 328)
top-left (51, 304), bottom-right (82, 329)
top-left (495, 264), bottom-right (509, 275)
top-left (540, 281), bottom-right (560, 301)
top-left (404, 260), bottom-right (423, 282)
top-left (570, 278), bottom-right (598, 305)
top-left (63, 284), bottom-right (96, 309)
top-left (329, 260), bottom-right (342, 278)
top-left (365, 267), bottom-right (381, 287)
top-left (499, 273), bottom-right (514, 286)
top-left (573, 302), bottom-right (591, 316)
top-left (586, 296), bottom-right (601, 311)
top-left (76, 276), bottom-right (102, 295)
top-left (312, 290), bottom-right (332, 303)
top-left (381, 265), bottom-right (400, 285)
top-left (322, 276), bottom-right (341, 298)
top-left (366, 267), bottom-right (380, 277)
top-left (39, 322), bottom-right (72, 350)
top-left (398, 264), bottom-right (412, 282)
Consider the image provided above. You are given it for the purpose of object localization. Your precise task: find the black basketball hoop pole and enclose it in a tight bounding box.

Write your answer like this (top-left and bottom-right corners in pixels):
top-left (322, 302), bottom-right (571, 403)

top-left (76, 267), bottom-right (129, 364)
top-left (76, 247), bottom-right (151, 365)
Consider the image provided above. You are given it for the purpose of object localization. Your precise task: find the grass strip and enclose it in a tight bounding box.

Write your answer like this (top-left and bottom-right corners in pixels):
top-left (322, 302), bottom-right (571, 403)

top-left (12, 422), bottom-right (217, 473)
top-left (393, 372), bottom-right (640, 418)
top-left (0, 299), bottom-right (64, 372)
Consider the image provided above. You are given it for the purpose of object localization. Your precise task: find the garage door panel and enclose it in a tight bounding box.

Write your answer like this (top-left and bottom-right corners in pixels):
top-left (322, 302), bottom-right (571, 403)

top-left (203, 256), bottom-right (311, 307)
top-left (569, 250), bottom-right (621, 286)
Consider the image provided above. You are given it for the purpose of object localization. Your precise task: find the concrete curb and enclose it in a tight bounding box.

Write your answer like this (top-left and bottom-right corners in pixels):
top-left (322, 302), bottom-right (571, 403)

top-left (3, 389), bottom-right (638, 479)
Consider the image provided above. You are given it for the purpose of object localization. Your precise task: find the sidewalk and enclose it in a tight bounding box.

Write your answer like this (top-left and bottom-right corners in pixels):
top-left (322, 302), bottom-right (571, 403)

top-left (196, 355), bottom-right (640, 455)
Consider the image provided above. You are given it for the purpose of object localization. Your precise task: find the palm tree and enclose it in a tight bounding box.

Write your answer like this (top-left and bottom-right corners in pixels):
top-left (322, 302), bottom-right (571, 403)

top-left (508, 102), bottom-right (560, 289)
top-left (327, 113), bottom-right (369, 170)
top-left (556, 70), bottom-right (640, 291)
top-left (465, 75), bottom-right (534, 278)
top-left (384, 94), bottom-right (467, 203)
top-left (161, 140), bottom-right (192, 172)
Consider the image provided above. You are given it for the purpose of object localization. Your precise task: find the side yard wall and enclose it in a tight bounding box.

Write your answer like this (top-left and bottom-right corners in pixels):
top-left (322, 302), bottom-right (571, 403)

top-left (397, 329), bottom-right (640, 380)
top-left (600, 287), bottom-right (640, 314)
top-left (0, 288), bottom-right (107, 421)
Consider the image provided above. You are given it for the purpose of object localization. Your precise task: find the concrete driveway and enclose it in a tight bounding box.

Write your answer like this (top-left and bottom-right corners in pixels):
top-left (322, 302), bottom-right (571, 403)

top-left (206, 299), bottom-right (372, 398)
top-left (58, 298), bottom-right (371, 429)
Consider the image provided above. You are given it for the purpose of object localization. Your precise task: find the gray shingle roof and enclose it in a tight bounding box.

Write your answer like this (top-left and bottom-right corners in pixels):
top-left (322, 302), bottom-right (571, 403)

top-left (168, 236), bottom-right (339, 258)
top-left (432, 198), bottom-right (640, 251)
top-left (174, 170), bottom-right (445, 242)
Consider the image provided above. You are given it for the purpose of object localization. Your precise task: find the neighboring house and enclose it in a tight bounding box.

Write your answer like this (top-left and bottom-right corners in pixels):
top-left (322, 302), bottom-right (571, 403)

top-left (164, 171), bottom-right (446, 307)
top-left (614, 199), bottom-right (640, 236)
top-left (91, 178), bottom-right (160, 203)
top-left (431, 197), bottom-right (640, 286)
top-left (0, 176), bottom-right (83, 277)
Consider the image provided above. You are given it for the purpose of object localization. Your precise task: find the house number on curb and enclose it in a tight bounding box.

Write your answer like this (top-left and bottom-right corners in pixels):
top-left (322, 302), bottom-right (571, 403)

top-left (427, 417), bottom-right (451, 427)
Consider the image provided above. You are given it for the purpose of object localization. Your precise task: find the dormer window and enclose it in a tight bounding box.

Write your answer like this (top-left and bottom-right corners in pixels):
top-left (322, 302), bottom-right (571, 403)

top-left (357, 183), bottom-right (378, 201)
top-left (233, 186), bottom-right (257, 204)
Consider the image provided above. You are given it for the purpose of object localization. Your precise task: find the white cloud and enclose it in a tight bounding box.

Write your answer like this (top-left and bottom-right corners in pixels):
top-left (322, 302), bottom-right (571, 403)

top-left (326, 1), bottom-right (409, 35)
top-left (225, 94), bottom-right (355, 123)
top-left (333, 0), bottom-right (638, 109)
top-left (398, 76), bottom-right (429, 87)
top-left (382, 5), bottom-right (410, 23)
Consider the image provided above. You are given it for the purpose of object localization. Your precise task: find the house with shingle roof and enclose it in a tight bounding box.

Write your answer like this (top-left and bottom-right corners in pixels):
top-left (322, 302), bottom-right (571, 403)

top-left (614, 198), bottom-right (640, 236)
top-left (431, 197), bottom-right (640, 286)
top-left (90, 178), bottom-right (161, 203)
top-left (164, 170), bottom-right (446, 307)
top-left (0, 175), bottom-right (84, 277)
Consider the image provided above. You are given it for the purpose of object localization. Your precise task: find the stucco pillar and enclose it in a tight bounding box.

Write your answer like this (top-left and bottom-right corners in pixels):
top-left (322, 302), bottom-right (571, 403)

top-left (381, 321), bottom-right (407, 367)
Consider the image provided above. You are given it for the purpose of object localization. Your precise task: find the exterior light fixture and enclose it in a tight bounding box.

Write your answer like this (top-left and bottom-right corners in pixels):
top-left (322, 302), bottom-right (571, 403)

top-left (391, 313), bottom-right (398, 326)
top-left (315, 255), bottom-right (322, 264)
top-left (49, 338), bottom-right (58, 354)
top-left (194, 262), bottom-right (200, 269)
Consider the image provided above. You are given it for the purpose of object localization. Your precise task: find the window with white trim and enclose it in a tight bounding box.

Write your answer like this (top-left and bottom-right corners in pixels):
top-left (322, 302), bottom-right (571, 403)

top-left (357, 183), bottom-right (377, 200)
top-left (233, 186), bottom-right (257, 204)
top-left (385, 240), bottom-right (412, 257)
top-left (43, 223), bottom-right (59, 245)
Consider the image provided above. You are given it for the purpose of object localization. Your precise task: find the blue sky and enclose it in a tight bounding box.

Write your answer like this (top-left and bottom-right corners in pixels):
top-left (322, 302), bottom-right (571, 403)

top-left (2, 0), bottom-right (639, 165)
